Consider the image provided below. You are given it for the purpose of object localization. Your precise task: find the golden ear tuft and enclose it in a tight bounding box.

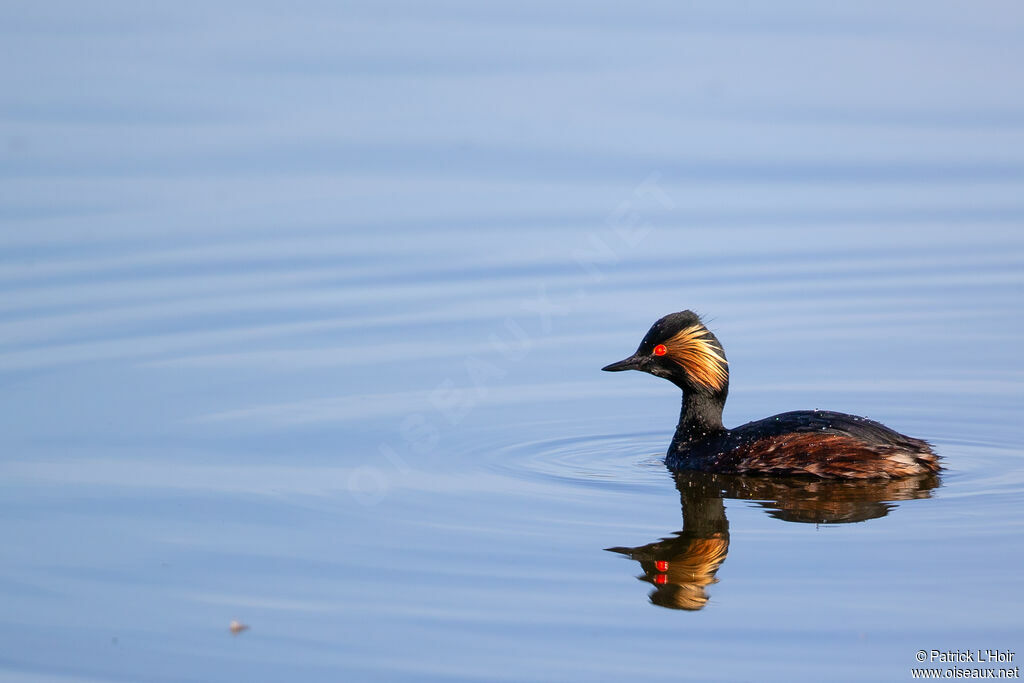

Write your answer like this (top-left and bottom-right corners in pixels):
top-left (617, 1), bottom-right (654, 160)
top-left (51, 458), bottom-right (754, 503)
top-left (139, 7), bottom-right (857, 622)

top-left (663, 325), bottom-right (729, 391)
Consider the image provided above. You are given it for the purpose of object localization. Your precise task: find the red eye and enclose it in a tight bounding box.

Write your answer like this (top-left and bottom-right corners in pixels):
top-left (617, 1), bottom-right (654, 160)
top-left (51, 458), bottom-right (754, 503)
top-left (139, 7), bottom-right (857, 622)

top-left (653, 344), bottom-right (667, 356)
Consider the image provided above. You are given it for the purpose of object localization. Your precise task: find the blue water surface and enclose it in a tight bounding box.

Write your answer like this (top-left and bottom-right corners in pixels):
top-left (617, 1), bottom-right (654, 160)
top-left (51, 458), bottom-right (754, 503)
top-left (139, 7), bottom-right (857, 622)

top-left (2, 2), bottom-right (1023, 681)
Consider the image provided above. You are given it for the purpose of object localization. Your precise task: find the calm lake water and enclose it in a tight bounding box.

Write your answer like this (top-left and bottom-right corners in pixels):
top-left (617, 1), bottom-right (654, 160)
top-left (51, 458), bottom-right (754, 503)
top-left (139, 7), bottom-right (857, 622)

top-left (2, 3), bottom-right (1024, 681)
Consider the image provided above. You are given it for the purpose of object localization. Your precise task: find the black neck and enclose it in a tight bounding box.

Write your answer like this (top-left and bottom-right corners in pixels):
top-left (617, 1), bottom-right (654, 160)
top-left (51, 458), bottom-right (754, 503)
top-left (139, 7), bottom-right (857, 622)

top-left (681, 492), bottom-right (728, 535)
top-left (673, 390), bottom-right (726, 444)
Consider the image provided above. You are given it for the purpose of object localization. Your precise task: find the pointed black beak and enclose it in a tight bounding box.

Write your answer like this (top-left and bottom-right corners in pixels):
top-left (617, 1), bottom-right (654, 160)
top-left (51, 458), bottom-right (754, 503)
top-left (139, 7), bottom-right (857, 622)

top-left (602, 354), bottom-right (644, 372)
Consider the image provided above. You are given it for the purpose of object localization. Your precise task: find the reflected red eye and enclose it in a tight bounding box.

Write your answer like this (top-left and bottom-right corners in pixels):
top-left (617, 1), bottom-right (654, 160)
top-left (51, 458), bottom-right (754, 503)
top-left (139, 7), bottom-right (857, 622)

top-left (653, 344), bottom-right (667, 356)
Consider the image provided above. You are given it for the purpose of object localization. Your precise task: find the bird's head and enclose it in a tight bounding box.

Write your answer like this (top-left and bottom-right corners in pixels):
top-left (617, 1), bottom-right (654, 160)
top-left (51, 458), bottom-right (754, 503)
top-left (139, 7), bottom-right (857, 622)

top-left (602, 310), bottom-right (729, 397)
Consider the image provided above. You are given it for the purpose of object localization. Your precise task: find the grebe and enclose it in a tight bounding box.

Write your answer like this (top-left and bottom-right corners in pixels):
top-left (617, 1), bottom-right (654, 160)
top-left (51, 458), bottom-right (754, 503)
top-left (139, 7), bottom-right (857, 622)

top-left (602, 311), bottom-right (940, 479)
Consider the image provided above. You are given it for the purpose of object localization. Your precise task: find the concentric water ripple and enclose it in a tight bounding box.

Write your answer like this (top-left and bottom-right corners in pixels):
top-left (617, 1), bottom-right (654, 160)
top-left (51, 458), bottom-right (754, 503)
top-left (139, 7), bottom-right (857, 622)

top-left (488, 432), bottom-right (673, 493)
top-left (483, 431), bottom-right (1024, 508)
top-left (926, 437), bottom-right (1024, 501)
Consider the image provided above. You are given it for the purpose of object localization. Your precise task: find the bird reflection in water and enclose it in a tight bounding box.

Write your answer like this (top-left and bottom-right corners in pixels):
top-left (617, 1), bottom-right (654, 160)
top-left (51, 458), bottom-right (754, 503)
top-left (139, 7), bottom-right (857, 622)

top-left (606, 471), bottom-right (940, 611)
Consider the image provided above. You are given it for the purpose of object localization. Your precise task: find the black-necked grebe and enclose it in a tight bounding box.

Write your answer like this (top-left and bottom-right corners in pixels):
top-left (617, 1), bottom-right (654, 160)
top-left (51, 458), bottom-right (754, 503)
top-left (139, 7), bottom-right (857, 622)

top-left (602, 310), bottom-right (940, 479)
